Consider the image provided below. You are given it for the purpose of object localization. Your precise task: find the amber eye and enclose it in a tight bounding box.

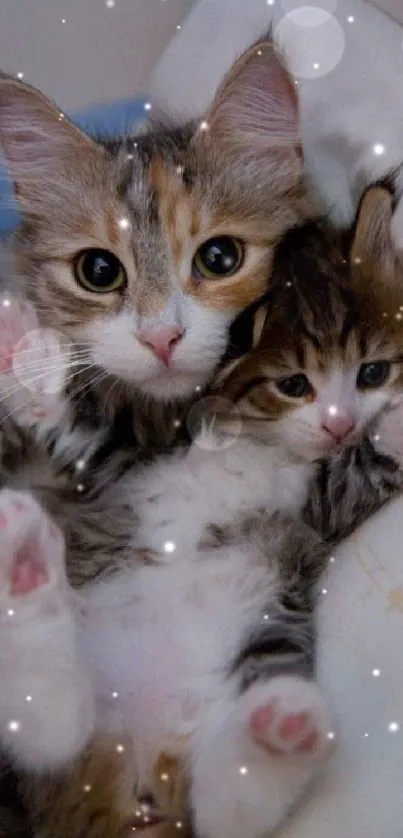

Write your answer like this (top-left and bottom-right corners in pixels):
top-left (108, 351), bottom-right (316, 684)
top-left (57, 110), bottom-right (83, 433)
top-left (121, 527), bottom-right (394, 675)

top-left (276, 373), bottom-right (313, 399)
top-left (192, 237), bottom-right (244, 279)
top-left (74, 249), bottom-right (126, 293)
top-left (357, 361), bottom-right (391, 389)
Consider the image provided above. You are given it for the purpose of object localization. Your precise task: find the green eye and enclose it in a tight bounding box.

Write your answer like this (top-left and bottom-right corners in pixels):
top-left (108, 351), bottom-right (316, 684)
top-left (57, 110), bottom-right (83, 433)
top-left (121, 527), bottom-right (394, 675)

top-left (192, 237), bottom-right (244, 279)
top-left (357, 361), bottom-right (391, 389)
top-left (74, 249), bottom-right (126, 293)
top-left (276, 374), bottom-right (313, 399)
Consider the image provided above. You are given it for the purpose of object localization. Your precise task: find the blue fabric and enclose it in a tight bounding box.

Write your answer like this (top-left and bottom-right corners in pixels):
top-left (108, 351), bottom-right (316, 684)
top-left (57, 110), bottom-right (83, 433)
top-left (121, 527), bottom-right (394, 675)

top-left (0, 96), bottom-right (147, 233)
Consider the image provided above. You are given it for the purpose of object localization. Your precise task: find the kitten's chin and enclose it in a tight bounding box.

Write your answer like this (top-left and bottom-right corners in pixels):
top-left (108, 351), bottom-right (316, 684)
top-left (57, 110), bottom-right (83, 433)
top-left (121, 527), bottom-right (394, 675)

top-left (135, 369), bottom-right (208, 402)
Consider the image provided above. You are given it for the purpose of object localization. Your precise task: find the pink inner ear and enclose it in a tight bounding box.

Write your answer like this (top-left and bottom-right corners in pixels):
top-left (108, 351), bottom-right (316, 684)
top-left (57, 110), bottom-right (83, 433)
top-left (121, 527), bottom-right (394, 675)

top-left (206, 41), bottom-right (300, 153)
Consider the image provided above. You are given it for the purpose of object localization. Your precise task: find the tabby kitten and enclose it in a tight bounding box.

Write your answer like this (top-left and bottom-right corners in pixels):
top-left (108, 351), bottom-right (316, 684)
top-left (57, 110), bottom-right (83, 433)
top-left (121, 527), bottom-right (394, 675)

top-left (2, 186), bottom-right (403, 838)
top-left (0, 35), bottom-right (315, 484)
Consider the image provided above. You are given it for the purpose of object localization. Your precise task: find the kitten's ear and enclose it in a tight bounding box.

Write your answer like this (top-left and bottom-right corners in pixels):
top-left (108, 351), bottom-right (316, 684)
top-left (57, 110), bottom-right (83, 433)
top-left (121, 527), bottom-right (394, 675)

top-left (200, 37), bottom-right (300, 163)
top-left (252, 302), bottom-right (270, 347)
top-left (351, 187), bottom-right (396, 285)
top-left (0, 75), bottom-right (99, 211)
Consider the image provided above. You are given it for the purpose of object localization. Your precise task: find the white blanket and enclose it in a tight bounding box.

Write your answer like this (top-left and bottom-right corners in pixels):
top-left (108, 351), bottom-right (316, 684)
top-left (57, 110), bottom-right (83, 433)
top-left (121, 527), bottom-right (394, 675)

top-left (150, 2), bottom-right (403, 834)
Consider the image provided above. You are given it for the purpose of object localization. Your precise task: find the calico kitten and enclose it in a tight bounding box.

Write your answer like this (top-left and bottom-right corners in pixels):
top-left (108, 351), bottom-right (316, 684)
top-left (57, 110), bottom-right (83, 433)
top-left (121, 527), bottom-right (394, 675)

top-left (2, 186), bottom-right (403, 838)
top-left (0, 35), bottom-right (315, 486)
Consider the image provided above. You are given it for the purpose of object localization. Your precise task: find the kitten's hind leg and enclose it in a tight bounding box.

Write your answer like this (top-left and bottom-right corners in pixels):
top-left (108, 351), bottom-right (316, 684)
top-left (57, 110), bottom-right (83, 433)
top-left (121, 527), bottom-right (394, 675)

top-left (191, 518), bottom-right (334, 838)
top-left (0, 489), bottom-right (94, 771)
top-left (191, 675), bottom-right (333, 838)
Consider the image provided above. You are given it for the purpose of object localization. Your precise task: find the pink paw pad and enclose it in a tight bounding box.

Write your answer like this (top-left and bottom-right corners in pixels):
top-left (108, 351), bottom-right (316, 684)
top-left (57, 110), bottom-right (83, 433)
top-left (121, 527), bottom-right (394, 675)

top-left (249, 687), bottom-right (330, 758)
top-left (10, 551), bottom-right (48, 596)
top-left (0, 492), bottom-right (63, 600)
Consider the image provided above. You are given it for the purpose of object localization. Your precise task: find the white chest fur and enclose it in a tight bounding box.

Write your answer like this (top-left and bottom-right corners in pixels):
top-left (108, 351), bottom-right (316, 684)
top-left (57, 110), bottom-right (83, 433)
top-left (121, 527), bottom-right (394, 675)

top-left (79, 434), bottom-right (313, 770)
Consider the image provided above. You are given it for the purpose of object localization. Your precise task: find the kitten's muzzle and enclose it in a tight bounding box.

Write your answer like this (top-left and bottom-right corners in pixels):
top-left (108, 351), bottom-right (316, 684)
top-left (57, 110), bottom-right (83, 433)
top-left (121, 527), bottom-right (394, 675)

top-left (138, 327), bottom-right (185, 368)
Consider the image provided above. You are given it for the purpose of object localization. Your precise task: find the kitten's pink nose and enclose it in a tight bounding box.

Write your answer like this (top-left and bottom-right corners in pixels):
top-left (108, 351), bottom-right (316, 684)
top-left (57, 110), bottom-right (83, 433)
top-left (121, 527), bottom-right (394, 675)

top-left (138, 326), bottom-right (184, 367)
top-left (322, 415), bottom-right (356, 444)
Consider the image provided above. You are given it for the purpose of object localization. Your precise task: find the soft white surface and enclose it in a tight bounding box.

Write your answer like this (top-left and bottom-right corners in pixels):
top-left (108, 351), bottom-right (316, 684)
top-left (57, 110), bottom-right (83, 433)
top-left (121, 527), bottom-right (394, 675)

top-left (150, 0), bottom-right (403, 225)
top-left (150, 1), bottom-right (403, 835)
top-left (0, 0), bottom-right (193, 110)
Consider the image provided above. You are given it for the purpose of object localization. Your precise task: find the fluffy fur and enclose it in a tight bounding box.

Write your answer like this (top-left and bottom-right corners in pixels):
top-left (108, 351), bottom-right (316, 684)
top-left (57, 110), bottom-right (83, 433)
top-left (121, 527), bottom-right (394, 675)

top-left (1, 187), bottom-right (403, 838)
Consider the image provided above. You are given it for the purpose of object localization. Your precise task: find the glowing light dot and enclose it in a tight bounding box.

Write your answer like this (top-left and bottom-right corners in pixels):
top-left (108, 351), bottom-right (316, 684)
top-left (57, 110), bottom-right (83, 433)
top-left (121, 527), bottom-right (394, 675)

top-left (17, 72), bottom-right (24, 80)
top-left (176, 24), bottom-right (181, 30)
top-left (354, 257), bottom-right (362, 264)
top-left (399, 306), bottom-right (403, 312)
top-left (383, 312), bottom-right (388, 318)
top-left (239, 765), bottom-right (249, 775)
top-left (61, 17), bottom-right (66, 23)
top-left (372, 668), bottom-right (381, 677)
top-left (25, 695), bottom-right (32, 702)
top-left (347, 16), bottom-right (354, 22)
top-left (267, 0), bottom-right (275, 5)
top-left (144, 102), bottom-right (152, 112)
top-left (7, 609), bottom-right (14, 617)
top-left (388, 721), bottom-right (400, 733)
top-left (176, 823), bottom-right (183, 830)
top-left (83, 784), bottom-right (92, 793)
top-left (373, 143), bottom-right (385, 156)
top-left (2, 298), bottom-right (11, 307)
top-left (164, 541), bottom-right (176, 553)
top-left (257, 50), bottom-right (263, 56)
top-left (160, 772), bottom-right (169, 782)
top-left (118, 216), bottom-right (131, 231)
top-left (326, 731), bottom-right (336, 741)
top-left (263, 614), bottom-right (269, 621)
top-left (75, 458), bottom-right (86, 472)
top-left (199, 121), bottom-right (209, 132)
top-left (286, 281), bottom-right (292, 287)
top-left (294, 80), bottom-right (299, 86)
top-left (195, 385), bottom-right (202, 393)
top-left (58, 113), bottom-right (65, 122)
top-left (396, 313), bottom-right (403, 321)
top-left (329, 556), bottom-right (335, 563)
top-left (76, 483), bottom-right (85, 493)
top-left (173, 419), bottom-right (182, 428)
top-left (112, 691), bottom-right (119, 699)
top-left (364, 732), bottom-right (369, 738)
top-left (313, 63), bottom-right (320, 70)
top-left (328, 405), bottom-right (338, 417)
top-left (321, 588), bottom-right (328, 596)
top-left (105, 0), bottom-right (116, 6)
top-left (127, 153), bottom-right (134, 160)
top-left (8, 720), bottom-right (20, 733)
top-left (373, 434), bottom-right (380, 442)
top-left (116, 743), bottom-right (125, 753)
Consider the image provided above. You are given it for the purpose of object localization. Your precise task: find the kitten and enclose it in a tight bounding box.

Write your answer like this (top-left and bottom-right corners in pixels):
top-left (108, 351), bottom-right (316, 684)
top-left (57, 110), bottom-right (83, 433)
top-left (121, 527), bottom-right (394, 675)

top-left (2, 186), bottom-right (403, 838)
top-left (0, 35), bottom-right (315, 487)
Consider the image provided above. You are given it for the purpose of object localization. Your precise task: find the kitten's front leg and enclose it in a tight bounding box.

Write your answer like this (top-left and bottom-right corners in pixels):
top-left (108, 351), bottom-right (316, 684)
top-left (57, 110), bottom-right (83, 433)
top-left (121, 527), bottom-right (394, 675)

top-left (305, 400), bottom-right (403, 544)
top-left (0, 489), bottom-right (94, 770)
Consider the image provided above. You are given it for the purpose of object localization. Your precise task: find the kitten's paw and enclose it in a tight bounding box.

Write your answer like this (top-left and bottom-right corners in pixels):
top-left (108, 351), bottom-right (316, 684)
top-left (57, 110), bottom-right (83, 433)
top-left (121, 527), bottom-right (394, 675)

top-left (247, 676), bottom-right (335, 762)
top-left (0, 490), bottom-right (66, 603)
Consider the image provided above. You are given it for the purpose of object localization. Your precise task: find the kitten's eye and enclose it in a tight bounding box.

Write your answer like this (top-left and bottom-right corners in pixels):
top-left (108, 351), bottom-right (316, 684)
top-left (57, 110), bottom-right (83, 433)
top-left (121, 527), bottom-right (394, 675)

top-left (192, 237), bottom-right (244, 279)
top-left (74, 249), bottom-right (126, 293)
top-left (357, 361), bottom-right (391, 389)
top-left (276, 374), bottom-right (313, 399)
